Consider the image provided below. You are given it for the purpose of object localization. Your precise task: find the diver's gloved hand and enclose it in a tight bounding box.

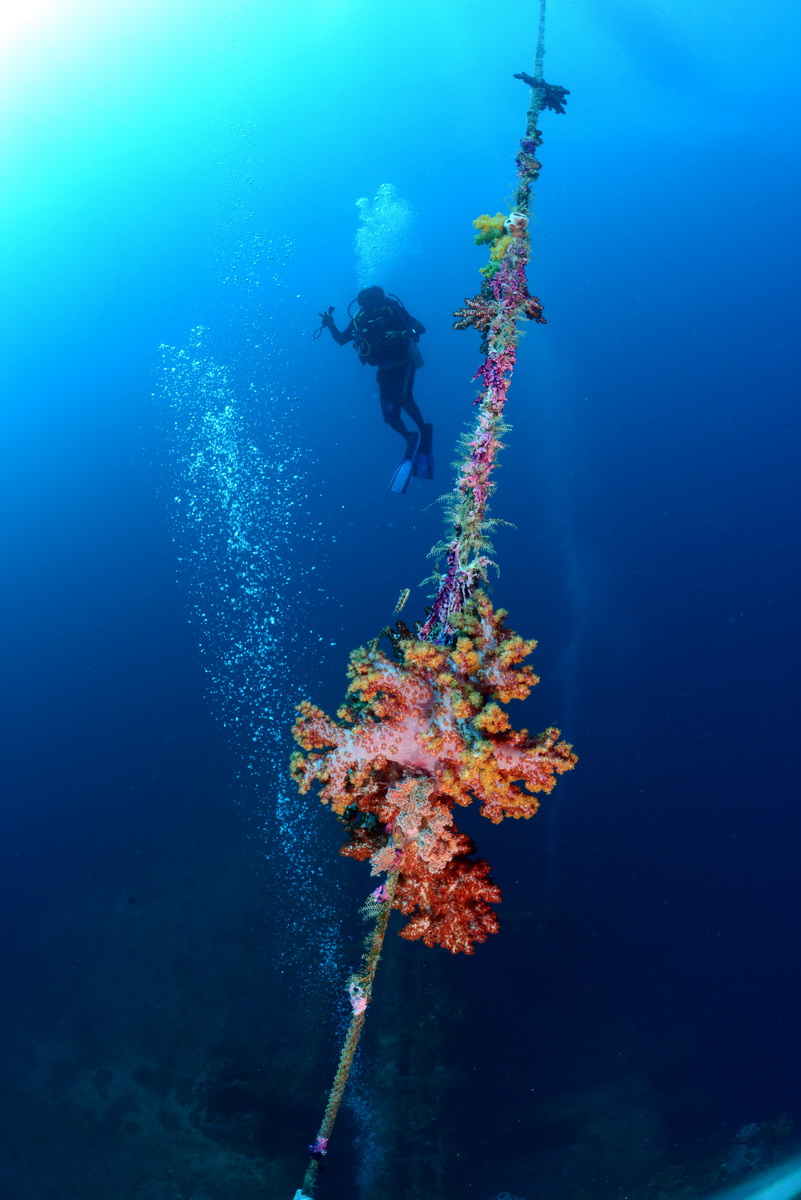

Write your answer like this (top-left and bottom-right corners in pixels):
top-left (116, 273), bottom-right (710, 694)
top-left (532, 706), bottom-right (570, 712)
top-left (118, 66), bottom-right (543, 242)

top-left (318, 307), bottom-right (335, 329)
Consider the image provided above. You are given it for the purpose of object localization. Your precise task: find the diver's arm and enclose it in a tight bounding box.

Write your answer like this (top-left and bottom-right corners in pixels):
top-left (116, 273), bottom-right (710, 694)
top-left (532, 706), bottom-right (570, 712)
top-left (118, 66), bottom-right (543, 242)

top-left (328, 321), bottom-right (354, 346)
top-left (385, 311), bottom-right (425, 345)
top-left (388, 319), bottom-right (425, 344)
top-left (319, 308), bottom-right (354, 346)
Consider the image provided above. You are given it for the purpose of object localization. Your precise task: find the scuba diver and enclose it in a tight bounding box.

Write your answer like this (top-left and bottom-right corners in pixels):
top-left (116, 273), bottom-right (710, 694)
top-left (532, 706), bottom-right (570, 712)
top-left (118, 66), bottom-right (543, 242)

top-left (316, 286), bottom-right (434, 494)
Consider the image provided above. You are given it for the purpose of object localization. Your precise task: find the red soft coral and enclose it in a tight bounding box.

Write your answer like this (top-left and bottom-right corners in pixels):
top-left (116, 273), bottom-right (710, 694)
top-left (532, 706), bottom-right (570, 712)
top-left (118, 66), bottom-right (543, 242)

top-left (291, 592), bottom-right (576, 952)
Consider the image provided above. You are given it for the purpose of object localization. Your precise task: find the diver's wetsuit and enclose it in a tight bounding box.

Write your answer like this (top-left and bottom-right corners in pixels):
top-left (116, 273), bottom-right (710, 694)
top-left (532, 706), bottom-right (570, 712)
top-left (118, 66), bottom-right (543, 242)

top-left (327, 297), bottom-right (426, 440)
top-left (375, 361), bottom-right (423, 437)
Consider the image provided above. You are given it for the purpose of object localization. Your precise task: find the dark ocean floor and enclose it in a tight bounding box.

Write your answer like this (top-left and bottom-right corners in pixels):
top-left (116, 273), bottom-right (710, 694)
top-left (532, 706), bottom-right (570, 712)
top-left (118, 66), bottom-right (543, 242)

top-left (1, 815), bottom-right (796, 1200)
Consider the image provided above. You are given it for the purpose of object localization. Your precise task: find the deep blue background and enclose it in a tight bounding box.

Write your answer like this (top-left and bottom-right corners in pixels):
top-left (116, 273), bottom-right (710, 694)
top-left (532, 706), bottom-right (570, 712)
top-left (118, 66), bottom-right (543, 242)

top-left (1, 1), bottom-right (800, 1198)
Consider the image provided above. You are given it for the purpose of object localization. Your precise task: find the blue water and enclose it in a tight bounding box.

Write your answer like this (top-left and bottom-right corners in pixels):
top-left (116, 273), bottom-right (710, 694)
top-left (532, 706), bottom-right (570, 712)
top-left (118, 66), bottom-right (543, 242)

top-left (2, 1), bottom-right (800, 1198)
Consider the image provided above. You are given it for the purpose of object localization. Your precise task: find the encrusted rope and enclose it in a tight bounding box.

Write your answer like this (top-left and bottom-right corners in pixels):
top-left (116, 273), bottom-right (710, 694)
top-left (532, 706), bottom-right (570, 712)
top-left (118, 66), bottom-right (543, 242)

top-left (301, 871), bottom-right (399, 1196)
top-left (295, 4), bottom-right (567, 1191)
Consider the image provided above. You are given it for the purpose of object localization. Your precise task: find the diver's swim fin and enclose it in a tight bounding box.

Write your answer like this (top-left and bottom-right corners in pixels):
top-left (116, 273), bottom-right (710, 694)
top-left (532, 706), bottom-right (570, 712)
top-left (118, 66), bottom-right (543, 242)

top-left (413, 423), bottom-right (434, 480)
top-left (389, 434), bottom-right (419, 494)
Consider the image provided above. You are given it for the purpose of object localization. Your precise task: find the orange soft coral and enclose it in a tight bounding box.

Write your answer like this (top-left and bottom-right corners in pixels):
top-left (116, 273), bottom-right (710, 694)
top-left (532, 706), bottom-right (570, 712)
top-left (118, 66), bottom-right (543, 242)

top-left (291, 591), bottom-right (576, 953)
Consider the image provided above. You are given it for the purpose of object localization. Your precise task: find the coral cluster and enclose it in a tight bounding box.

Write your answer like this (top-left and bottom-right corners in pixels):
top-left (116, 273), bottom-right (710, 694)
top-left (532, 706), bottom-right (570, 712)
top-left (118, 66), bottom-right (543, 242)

top-left (430, 231), bottom-right (548, 643)
top-left (513, 72), bottom-right (570, 114)
top-left (520, 292), bottom-right (546, 323)
top-left (453, 284), bottom-right (545, 337)
top-left (472, 213), bottom-right (515, 279)
top-left (473, 212), bottom-right (508, 246)
top-left (452, 291), bottom-right (496, 335)
top-left (291, 592), bottom-right (576, 953)
top-left (517, 130), bottom-right (543, 179)
top-left (483, 235), bottom-right (513, 275)
top-left (470, 211), bottom-right (534, 280)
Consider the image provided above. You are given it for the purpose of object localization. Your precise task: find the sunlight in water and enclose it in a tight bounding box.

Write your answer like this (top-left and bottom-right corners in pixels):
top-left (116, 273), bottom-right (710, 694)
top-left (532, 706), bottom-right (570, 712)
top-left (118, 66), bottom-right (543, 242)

top-left (0, 0), bottom-right (60, 43)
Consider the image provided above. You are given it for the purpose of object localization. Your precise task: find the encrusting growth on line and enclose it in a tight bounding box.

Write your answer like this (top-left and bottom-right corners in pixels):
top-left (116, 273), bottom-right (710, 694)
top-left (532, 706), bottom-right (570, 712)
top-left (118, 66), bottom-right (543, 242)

top-left (291, 6), bottom-right (572, 1190)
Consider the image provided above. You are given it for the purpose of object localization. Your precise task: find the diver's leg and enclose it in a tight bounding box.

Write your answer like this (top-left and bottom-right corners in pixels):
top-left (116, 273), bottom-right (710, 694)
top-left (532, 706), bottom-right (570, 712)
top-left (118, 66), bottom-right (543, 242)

top-left (381, 366), bottom-right (419, 494)
top-left (402, 396), bottom-right (425, 433)
top-left (378, 367), bottom-right (414, 439)
top-left (399, 363), bottom-right (433, 479)
top-left (398, 365), bottom-right (425, 434)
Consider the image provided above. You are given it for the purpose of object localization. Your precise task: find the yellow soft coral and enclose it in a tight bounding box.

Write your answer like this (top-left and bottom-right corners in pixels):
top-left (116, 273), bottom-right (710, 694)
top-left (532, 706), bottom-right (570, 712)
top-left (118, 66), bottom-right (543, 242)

top-left (490, 234), bottom-right (512, 261)
top-left (473, 212), bottom-right (507, 245)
